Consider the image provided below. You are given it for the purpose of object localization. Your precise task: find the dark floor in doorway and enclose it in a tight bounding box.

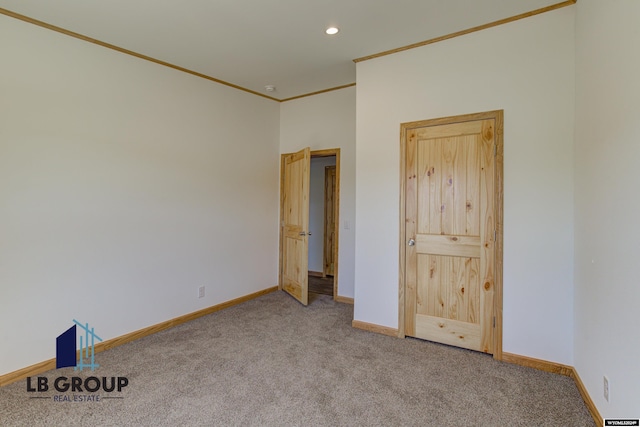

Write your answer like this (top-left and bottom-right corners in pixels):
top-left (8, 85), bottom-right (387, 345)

top-left (308, 274), bottom-right (333, 296)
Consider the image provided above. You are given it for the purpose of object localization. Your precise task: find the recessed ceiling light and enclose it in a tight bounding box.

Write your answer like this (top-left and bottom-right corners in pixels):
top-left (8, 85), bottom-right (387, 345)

top-left (325, 27), bottom-right (339, 35)
top-left (265, 85), bottom-right (276, 92)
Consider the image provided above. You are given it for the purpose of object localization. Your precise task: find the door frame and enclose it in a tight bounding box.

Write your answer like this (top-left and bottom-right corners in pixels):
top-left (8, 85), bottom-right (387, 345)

top-left (397, 110), bottom-right (504, 360)
top-left (279, 148), bottom-right (341, 300)
top-left (323, 165), bottom-right (337, 278)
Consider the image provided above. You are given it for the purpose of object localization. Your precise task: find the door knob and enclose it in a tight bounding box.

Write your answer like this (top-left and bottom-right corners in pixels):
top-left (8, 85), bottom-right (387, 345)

top-left (408, 238), bottom-right (415, 246)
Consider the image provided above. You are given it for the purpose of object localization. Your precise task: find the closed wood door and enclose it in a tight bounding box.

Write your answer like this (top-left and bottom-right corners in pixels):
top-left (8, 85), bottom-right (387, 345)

top-left (323, 166), bottom-right (336, 277)
top-left (404, 115), bottom-right (499, 353)
top-left (282, 147), bottom-right (311, 305)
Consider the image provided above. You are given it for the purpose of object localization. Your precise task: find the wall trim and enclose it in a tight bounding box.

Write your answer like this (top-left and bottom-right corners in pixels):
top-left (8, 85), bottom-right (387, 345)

top-left (0, 7), bottom-right (279, 102)
top-left (335, 296), bottom-right (354, 305)
top-left (0, 286), bottom-right (278, 388)
top-left (0, 6), bottom-right (355, 103)
top-left (502, 352), bottom-right (573, 376)
top-left (353, 0), bottom-right (576, 63)
top-left (280, 83), bottom-right (356, 103)
top-left (352, 320), bottom-right (398, 337)
top-left (502, 352), bottom-right (603, 426)
top-left (3, 1), bottom-right (575, 101)
top-left (571, 368), bottom-right (603, 427)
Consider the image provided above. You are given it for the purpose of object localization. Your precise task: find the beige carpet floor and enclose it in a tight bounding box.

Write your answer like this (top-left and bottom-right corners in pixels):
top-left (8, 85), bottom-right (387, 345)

top-left (0, 291), bottom-right (594, 426)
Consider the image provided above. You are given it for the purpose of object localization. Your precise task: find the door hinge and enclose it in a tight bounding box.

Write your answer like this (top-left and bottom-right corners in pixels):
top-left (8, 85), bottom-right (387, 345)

top-left (494, 230), bottom-right (497, 241)
top-left (493, 317), bottom-right (496, 328)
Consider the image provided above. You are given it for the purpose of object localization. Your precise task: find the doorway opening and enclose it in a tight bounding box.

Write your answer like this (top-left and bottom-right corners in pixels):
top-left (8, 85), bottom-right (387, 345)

top-left (308, 156), bottom-right (336, 300)
top-left (278, 148), bottom-right (340, 306)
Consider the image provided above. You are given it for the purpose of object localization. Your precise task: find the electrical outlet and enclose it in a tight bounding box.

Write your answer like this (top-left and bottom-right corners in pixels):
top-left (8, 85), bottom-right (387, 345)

top-left (603, 376), bottom-right (609, 402)
top-left (198, 286), bottom-right (205, 299)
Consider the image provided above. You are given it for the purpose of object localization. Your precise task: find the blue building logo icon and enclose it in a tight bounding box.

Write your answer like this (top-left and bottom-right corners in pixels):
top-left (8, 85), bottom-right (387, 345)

top-left (56, 320), bottom-right (103, 371)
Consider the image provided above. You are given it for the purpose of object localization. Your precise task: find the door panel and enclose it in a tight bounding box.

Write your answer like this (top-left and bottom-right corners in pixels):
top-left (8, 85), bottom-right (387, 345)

top-left (405, 118), bottom-right (495, 353)
top-left (416, 254), bottom-right (480, 321)
top-left (281, 147), bottom-right (311, 305)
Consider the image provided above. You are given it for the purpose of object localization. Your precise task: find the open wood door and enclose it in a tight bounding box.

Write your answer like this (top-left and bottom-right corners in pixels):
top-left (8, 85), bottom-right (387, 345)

top-left (281, 147), bottom-right (311, 305)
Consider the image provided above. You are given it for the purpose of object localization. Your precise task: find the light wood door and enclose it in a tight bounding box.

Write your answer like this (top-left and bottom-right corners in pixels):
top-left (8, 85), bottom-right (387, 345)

top-left (323, 166), bottom-right (336, 277)
top-left (282, 147), bottom-right (311, 305)
top-left (404, 117), bottom-right (497, 353)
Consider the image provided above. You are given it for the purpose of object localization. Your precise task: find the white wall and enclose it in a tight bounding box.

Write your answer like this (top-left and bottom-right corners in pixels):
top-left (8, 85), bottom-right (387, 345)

top-left (280, 87), bottom-right (356, 298)
top-left (574, 0), bottom-right (640, 418)
top-left (0, 15), bottom-right (280, 375)
top-left (355, 8), bottom-right (575, 364)
top-left (308, 156), bottom-right (336, 273)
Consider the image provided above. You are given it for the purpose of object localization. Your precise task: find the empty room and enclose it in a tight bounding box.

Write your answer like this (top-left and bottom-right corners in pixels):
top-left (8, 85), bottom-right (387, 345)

top-left (1, 1), bottom-right (638, 425)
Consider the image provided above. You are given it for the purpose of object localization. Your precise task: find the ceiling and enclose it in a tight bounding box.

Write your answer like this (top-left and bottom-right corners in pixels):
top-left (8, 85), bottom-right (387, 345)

top-left (0, 0), bottom-right (564, 100)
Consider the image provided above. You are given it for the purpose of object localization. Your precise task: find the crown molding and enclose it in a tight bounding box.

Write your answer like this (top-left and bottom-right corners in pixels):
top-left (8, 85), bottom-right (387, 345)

top-left (353, 0), bottom-right (576, 63)
top-left (280, 83), bottom-right (356, 103)
top-left (0, 7), bottom-right (280, 102)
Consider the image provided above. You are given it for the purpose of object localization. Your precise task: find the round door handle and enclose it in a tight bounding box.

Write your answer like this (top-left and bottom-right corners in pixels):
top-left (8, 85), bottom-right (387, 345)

top-left (408, 238), bottom-right (415, 246)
